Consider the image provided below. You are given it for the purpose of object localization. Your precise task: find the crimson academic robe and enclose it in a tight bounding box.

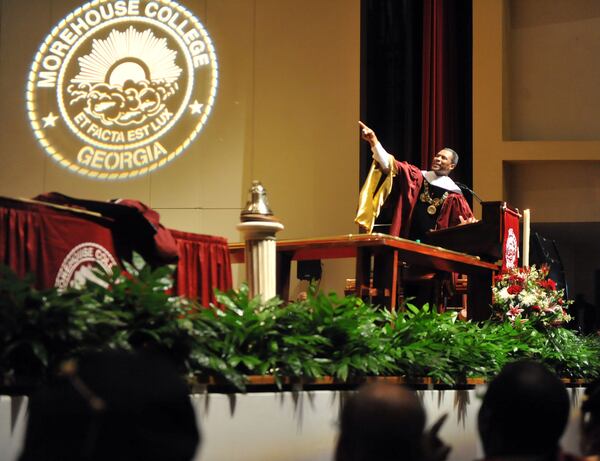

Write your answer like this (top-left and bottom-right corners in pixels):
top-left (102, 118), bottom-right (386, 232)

top-left (356, 160), bottom-right (474, 239)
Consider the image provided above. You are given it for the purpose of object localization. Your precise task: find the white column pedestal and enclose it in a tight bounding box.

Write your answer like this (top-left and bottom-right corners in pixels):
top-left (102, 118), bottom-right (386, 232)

top-left (237, 220), bottom-right (284, 301)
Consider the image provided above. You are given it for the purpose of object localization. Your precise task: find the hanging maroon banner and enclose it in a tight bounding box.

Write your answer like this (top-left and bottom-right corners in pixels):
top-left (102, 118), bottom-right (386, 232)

top-left (502, 207), bottom-right (520, 271)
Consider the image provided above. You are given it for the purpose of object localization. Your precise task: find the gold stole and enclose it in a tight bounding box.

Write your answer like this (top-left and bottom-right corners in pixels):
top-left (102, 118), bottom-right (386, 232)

top-left (354, 157), bottom-right (397, 233)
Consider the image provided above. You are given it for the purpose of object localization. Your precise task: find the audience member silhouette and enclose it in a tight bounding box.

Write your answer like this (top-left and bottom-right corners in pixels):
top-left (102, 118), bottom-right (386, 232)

top-left (581, 379), bottom-right (600, 459)
top-left (335, 381), bottom-right (449, 461)
top-left (478, 360), bottom-right (574, 461)
top-left (18, 351), bottom-right (200, 461)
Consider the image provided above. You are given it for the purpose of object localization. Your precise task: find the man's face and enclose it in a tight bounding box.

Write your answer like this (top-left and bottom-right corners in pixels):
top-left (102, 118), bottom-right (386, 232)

top-left (431, 149), bottom-right (456, 176)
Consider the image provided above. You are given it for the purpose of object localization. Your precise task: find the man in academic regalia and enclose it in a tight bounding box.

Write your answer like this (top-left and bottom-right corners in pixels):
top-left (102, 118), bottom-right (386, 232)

top-left (355, 121), bottom-right (474, 241)
top-left (355, 121), bottom-right (476, 309)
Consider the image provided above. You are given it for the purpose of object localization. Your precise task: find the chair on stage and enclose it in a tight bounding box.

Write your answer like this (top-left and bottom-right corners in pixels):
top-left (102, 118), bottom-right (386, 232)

top-left (530, 232), bottom-right (568, 296)
top-left (367, 223), bottom-right (456, 313)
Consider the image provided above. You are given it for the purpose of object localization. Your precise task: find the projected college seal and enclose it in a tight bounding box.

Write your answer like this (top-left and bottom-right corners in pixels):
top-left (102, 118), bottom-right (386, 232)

top-left (26, 0), bottom-right (218, 180)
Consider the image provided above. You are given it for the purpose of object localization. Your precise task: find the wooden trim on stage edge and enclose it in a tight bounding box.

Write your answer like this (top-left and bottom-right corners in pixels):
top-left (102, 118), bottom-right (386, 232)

top-left (188, 375), bottom-right (588, 393)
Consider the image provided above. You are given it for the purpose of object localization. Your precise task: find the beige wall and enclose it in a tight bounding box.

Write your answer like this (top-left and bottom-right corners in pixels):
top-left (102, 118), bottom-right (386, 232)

top-left (474, 0), bottom-right (600, 207)
top-left (504, 161), bottom-right (600, 222)
top-left (507, 0), bottom-right (600, 141)
top-left (0, 0), bottom-right (360, 295)
top-left (474, 0), bottom-right (600, 300)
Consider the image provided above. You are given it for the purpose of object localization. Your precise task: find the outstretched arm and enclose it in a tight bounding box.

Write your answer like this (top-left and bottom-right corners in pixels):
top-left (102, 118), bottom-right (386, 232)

top-left (359, 121), bottom-right (391, 172)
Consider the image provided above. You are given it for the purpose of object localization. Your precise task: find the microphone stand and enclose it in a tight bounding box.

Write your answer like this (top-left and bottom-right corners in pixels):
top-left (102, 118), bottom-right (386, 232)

top-left (454, 181), bottom-right (484, 203)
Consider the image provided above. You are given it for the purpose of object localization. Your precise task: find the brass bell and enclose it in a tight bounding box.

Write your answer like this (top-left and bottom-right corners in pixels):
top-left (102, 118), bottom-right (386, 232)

top-left (241, 180), bottom-right (274, 221)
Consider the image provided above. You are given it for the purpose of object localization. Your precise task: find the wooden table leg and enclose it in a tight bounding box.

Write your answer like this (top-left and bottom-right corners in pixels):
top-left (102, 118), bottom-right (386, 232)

top-left (389, 250), bottom-right (398, 310)
top-left (356, 247), bottom-right (372, 300)
top-left (276, 251), bottom-right (293, 302)
top-left (371, 249), bottom-right (398, 310)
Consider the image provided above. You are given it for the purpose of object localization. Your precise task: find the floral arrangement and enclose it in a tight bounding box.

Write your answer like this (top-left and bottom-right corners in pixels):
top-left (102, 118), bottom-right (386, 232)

top-left (492, 265), bottom-right (572, 327)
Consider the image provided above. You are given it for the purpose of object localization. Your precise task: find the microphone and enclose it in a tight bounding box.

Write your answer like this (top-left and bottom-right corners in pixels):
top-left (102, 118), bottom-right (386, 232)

top-left (454, 181), bottom-right (483, 203)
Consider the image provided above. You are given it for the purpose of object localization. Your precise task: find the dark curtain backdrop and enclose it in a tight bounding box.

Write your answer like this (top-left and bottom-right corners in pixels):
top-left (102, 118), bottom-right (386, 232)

top-left (360, 0), bottom-right (473, 200)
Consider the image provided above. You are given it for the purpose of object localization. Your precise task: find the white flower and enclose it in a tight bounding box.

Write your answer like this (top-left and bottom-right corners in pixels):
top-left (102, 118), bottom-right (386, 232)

top-left (497, 287), bottom-right (513, 301)
top-left (518, 291), bottom-right (538, 306)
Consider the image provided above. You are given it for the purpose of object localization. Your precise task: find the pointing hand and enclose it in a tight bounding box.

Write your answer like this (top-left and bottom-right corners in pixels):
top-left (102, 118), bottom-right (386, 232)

top-left (359, 121), bottom-right (378, 147)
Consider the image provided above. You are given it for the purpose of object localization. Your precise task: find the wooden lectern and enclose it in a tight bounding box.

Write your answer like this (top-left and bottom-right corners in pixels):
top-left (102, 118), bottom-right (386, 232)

top-left (426, 201), bottom-right (521, 268)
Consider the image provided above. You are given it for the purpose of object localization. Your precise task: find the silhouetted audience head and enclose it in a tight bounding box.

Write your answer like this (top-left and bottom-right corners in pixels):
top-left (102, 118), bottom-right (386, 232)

top-left (19, 351), bottom-right (200, 461)
top-left (478, 360), bottom-right (570, 460)
top-left (335, 382), bottom-right (426, 461)
top-left (581, 379), bottom-right (600, 456)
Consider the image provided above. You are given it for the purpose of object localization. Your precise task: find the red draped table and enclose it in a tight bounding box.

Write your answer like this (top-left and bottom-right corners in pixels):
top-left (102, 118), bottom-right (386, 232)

top-left (170, 230), bottom-right (232, 306)
top-left (0, 196), bottom-right (231, 307)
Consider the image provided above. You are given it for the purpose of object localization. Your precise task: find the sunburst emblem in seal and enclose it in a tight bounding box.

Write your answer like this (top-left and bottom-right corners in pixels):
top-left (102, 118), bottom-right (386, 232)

top-left (69, 27), bottom-right (183, 128)
top-left (26, 0), bottom-right (218, 180)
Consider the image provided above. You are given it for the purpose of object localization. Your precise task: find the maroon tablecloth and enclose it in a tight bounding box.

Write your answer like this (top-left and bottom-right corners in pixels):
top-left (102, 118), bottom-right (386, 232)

top-left (0, 196), bottom-right (232, 307)
top-left (0, 197), bottom-right (119, 289)
top-left (170, 230), bottom-right (232, 307)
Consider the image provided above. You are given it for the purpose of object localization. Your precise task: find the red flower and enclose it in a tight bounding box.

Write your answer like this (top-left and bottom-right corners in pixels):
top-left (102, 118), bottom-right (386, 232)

top-left (539, 279), bottom-right (557, 291)
top-left (507, 285), bottom-right (523, 295)
top-left (531, 305), bottom-right (541, 311)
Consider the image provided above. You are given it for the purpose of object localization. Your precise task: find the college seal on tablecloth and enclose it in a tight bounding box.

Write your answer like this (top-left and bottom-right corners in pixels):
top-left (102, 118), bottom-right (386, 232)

top-left (55, 242), bottom-right (118, 289)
